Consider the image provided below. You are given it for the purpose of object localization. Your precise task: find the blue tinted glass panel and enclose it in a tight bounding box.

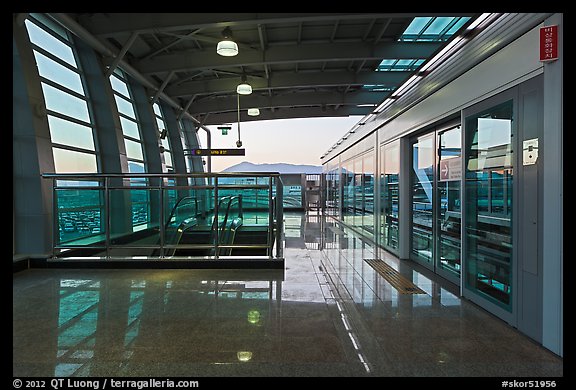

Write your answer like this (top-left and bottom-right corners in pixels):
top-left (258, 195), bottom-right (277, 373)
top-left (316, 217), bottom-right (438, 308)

top-left (447, 17), bottom-right (470, 35)
top-left (128, 161), bottom-right (145, 173)
top-left (120, 117), bottom-right (140, 139)
top-left (110, 75), bottom-right (130, 98)
top-left (34, 51), bottom-right (85, 95)
top-left (53, 148), bottom-right (97, 173)
top-left (403, 17), bottom-right (432, 35)
top-left (25, 20), bottom-right (76, 67)
top-left (48, 115), bottom-right (95, 151)
top-left (125, 139), bottom-right (144, 161)
top-left (42, 83), bottom-right (90, 123)
top-left (423, 17), bottom-right (454, 35)
top-left (115, 95), bottom-right (136, 119)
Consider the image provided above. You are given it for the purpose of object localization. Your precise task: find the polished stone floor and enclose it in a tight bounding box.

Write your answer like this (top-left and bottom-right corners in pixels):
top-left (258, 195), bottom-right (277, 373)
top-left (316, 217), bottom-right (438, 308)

top-left (13, 212), bottom-right (563, 377)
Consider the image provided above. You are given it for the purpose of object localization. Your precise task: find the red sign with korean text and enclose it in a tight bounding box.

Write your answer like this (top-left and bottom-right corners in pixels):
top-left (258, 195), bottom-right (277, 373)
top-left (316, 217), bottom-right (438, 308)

top-left (540, 25), bottom-right (558, 62)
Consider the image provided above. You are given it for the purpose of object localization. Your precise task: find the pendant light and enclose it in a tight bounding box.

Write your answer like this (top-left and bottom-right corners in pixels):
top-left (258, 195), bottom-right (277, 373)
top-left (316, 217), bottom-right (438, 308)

top-left (216, 27), bottom-right (238, 57)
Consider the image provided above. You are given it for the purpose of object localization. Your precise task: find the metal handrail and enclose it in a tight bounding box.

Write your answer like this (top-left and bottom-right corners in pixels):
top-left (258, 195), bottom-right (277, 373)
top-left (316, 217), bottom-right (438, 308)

top-left (42, 172), bottom-right (284, 261)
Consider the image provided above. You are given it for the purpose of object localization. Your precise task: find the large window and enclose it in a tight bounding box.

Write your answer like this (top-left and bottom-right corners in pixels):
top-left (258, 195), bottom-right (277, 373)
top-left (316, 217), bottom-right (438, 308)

top-left (26, 15), bottom-right (103, 244)
top-left (25, 15), bottom-right (98, 174)
top-left (110, 68), bottom-right (150, 228)
top-left (110, 68), bottom-right (147, 175)
top-left (153, 102), bottom-right (173, 172)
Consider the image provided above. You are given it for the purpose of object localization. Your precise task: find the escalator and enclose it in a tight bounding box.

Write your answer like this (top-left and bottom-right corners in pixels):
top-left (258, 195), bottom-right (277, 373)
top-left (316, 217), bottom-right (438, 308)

top-left (161, 194), bottom-right (271, 257)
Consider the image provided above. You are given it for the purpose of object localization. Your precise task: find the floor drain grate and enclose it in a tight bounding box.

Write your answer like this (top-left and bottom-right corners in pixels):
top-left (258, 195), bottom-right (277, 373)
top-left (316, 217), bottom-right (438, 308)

top-left (364, 259), bottom-right (426, 295)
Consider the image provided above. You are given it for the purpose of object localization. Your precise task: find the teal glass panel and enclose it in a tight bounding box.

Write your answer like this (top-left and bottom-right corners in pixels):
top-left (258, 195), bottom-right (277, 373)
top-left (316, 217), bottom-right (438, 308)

top-left (423, 17), bottom-right (454, 35)
top-left (55, 188), bottom-right (104, 245)
top-left (42, 83), bottom-right (90, 123)
top-left (34, 51), bottom-right (85, 95)
top-left (109, 189), bottom-right (159, 246)
top-left (53, 147), bottom-right (97, 173)
top-left (48, 115), bottom-right (95, 151)
top-left (447, 17), bottom-right (470, 35)
top-left (464, 100), bottom-right (513, 310)
top-left (411, 134), bottom-right (434, 264)
top-left (403, 17), bottom-right (433, 35)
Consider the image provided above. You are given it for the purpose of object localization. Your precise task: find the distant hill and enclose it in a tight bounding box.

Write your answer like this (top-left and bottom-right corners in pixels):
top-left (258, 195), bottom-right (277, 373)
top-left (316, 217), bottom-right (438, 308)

top-left (223, 161), bottom-right (323, 174)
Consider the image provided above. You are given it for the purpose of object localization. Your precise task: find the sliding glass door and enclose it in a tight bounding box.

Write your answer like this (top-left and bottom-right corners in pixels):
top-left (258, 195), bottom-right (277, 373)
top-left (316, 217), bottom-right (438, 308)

top-left (436, 126), bottom-right (462, 281)
top-left (411, 133), bottom-right (434, 266)
top-left (409, 124), bottom-right (462, 285)
top-left (464, 100), bottom-right (514, 311)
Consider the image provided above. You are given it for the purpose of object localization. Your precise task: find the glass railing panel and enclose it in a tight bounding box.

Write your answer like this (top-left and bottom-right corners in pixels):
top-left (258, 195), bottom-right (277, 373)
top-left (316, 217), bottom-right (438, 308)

top-left (45, 173), bottom-right (283, 260)
top-left (55, 185), bottom-right (105, 247)
top-left (109, 188), bottom-right (160, 247)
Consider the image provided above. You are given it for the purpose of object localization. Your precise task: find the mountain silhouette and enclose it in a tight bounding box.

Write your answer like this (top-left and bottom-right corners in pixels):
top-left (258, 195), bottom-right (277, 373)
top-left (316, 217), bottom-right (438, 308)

top-left (222, 161), bottom-right (322, 174)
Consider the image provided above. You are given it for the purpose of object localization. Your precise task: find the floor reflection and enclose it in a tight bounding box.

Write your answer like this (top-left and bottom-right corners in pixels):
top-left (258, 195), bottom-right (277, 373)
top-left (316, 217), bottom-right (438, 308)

top-left (13, 212), bottom-right (563, 377)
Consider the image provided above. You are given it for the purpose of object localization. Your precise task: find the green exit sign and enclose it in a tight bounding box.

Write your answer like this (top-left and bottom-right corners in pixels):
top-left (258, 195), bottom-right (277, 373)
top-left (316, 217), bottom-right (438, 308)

top-left (218, 126), bottom-right (231, 135)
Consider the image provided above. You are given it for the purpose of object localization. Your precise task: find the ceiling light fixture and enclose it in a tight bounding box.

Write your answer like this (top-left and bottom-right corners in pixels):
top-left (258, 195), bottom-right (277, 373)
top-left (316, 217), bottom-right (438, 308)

top-left (236, 74), bottom-right (252, 95)
top-left (247, 108), bottom-right (260, 116)
top-left (216, 27), bottom-right (239, 57)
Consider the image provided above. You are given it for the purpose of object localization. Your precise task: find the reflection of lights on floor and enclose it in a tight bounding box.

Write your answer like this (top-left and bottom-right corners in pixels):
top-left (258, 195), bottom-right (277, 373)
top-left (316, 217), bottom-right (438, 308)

top-left (247, 309), bottom-right (260, 324)
top-left (237, 351), bottom-right (253, 362)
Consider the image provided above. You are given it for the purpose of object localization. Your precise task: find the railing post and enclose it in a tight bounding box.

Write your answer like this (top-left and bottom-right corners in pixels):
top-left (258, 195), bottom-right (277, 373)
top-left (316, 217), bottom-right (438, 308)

top-left (275, 176), bottom-right (284, 260)
top-left (159, 175), bottom-right (165, 258)
top-left (51, 178), bottom-right (57, 259)
top-left (104, 176), bottom-right (110, 259)
top-left (268, 176), bottom-right (273, 259)
top-left (214, 175), bottom-right (219, 259)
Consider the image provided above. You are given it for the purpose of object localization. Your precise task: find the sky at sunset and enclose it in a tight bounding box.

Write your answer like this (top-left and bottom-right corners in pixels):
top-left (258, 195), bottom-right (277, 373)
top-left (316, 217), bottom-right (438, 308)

top-left (199, 116), bottom-right (362, 172)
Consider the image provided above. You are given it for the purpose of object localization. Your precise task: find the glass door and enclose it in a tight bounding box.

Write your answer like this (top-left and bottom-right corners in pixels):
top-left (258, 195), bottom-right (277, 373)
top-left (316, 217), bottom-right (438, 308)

top-left (409, 124), bottom-right (462, 282)
top-left (464, 100), bottom-right (514, 312)
top-left (380, 141), bottom-right (400, 255)
top-left (410, 134), bottom-right (435, 267)
top-left (436, 126), bottom-right (462, 283)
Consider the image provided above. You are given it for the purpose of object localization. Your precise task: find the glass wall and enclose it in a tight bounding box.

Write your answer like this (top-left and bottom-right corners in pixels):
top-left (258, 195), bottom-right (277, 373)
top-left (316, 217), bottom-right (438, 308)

top-left (153, 102), bottom-right (173, 172)
top-left (25, 15), bottom-right (99, 174)
top-left (337, 140), bottom-right (375, 241)
top-left (325, 160), bottom-right (340, 218)
top-left (437, 126), bottom-right (462, 278)
top-left (410, 133), bottom-right (434, 265)
top-left (26, 15), bottom-right (103, 244)
top-left (361, 152), bottom-right (375, 235)
top-left (379, 141), bottom-right (400, 254)
top-left (110, 68), bottom-right (147, 175)
top-left (408, 124), bottom-right (462, 282)
top-left (342, 159), bottom-right (354, 226)
top-left (464, 101), bottom-right (513, 310)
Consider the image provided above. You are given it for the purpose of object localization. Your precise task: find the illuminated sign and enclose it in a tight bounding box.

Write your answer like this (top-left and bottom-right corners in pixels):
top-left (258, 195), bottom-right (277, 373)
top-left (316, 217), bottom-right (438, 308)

top-left (189, 148), bottom-right (245, 156)
top-left (218, 126), bottom-right (231, 135)
top-left (540, 25), bottom-right (558, 62)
